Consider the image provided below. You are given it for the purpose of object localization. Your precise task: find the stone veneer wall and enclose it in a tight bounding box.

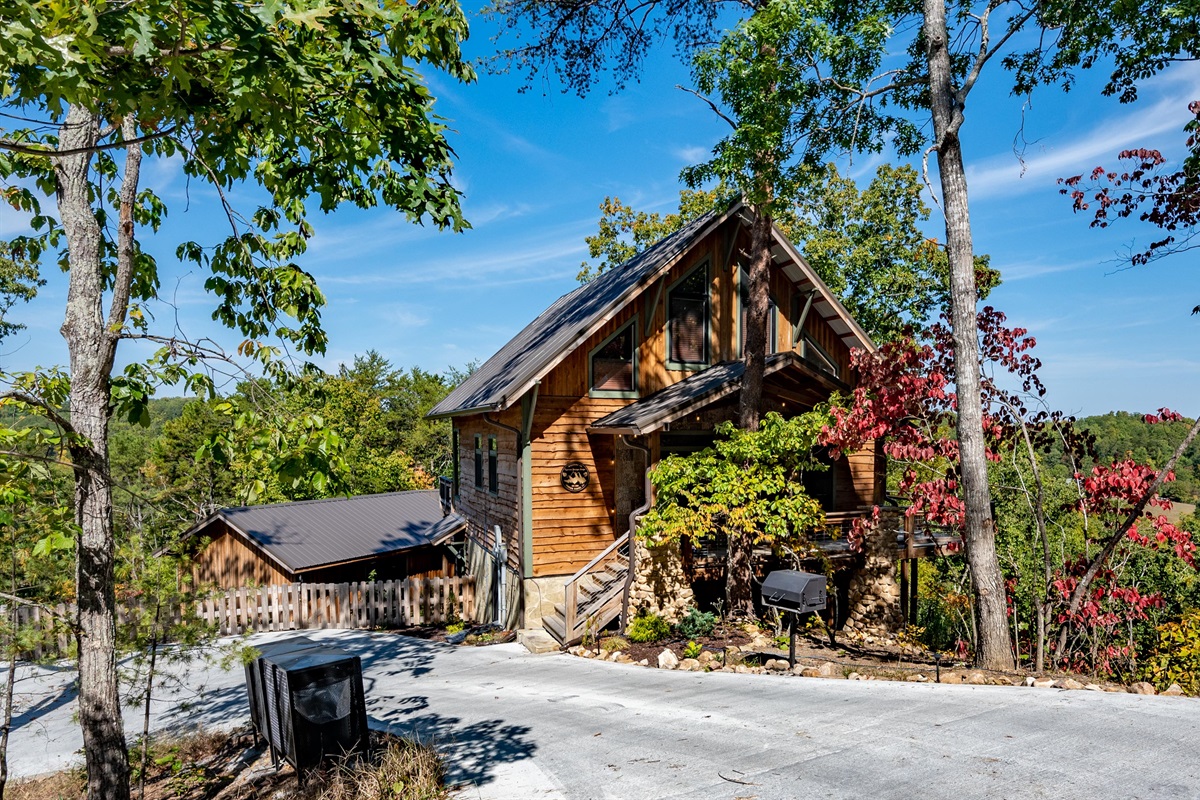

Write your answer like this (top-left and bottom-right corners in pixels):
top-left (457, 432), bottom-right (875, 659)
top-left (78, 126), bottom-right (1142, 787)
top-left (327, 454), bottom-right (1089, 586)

top-left (627, 535), bottom-right (695, 623)
top-left (842, 509), bottom-right (903, 635)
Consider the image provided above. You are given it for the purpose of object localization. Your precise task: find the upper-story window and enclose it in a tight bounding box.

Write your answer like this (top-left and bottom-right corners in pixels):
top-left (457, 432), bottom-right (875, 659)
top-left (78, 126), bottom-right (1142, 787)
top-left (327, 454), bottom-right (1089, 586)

top-left (487, 435), bottom-right (499, 494)
top-left (667, 262), bottom-right (710, 369)
top-left (589, 318), bottom-right (638, 398)
top-left (738, 265), bottom-right (777, 357)
top-left (473, 434), bottom-right (483, 489)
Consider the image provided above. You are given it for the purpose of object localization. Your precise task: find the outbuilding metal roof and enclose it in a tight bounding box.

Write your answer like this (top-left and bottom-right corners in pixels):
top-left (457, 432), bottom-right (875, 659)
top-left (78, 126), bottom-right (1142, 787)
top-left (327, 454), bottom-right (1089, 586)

top-left (186, 490), bottom-right (467, 574)
top-left (587, 352), bottom-right (846, 435)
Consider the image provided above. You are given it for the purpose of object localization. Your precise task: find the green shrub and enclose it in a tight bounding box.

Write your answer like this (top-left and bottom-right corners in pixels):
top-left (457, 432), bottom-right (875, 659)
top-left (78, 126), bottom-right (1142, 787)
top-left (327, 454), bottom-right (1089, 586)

top-left (627, 610), bottom-right (671, 643)
top-left (682, 640), bottom-right (702, 659)
top-left (677, 607), bottom-right (717, 639)
top-left (1141, 611), bottom-right (1200, 695)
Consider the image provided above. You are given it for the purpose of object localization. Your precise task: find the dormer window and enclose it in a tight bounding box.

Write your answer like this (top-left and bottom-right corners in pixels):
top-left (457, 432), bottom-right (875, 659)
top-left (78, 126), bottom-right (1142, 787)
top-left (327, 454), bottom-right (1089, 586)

top-left (668, 262), bottom-right (710, 369)
top-left (590, 318), bottom-right (638, 397)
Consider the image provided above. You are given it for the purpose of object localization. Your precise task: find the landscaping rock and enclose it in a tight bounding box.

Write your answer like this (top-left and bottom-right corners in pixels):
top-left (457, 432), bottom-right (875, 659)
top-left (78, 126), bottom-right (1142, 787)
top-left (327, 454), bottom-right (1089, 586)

top-left (679, 658), bottom-right (702, 672)
top-left (616, 654), bottom-right (634, 664)
top-left (966, 671), bottom-right (989, 686)
top-left (638, 659), bottom-right (649, 666)
top-left (1161, 684), bottom-right (1184, 697)
top-left (816, 662), bottom-right (840, 678)
top-left (847, 672), bottom-right (863, 681)
top-left (905, 674), bottom-right (927, 682)
top-left (766, 659), bottom-right (790, 672)
top-left (1023, 677), bottom-right (1036, 687)
top-left (609, 651), bottom-right (623, 662)
top-left (1033, 678), bottom-right (1056, 689)
top-left (658, 649), bottom-right (680, 670)
top-left (1056, 678), bottom-right (1085, 691)
top-left (1084, 683), bottom-right (1104, 692)
top-left (1131, 682), bottom-right (1157, 695)
top-left (698, 651), bottom-right (717, 666)
top-left (735, 665), bottom-right (750, 674)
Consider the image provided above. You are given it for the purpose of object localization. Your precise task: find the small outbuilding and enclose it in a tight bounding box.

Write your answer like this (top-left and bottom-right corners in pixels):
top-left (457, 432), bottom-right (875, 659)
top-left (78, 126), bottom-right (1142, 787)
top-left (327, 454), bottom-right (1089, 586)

top-left (181, 490), bottom-right (468, 590)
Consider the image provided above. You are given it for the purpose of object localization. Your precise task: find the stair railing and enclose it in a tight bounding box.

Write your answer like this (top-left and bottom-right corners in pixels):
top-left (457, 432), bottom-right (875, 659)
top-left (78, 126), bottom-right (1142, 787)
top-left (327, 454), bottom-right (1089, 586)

top-left (562, 531), bottom-right (631, 643)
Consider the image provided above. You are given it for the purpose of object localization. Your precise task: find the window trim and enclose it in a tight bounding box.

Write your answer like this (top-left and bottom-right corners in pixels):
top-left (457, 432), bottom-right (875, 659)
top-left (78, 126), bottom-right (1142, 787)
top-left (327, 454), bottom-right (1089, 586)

top-left (666, 260), bottom-right (711, 372)
top-left (473, 433), bottom-right (483, 489)
top-left (487, 435), bottom-right (499, 495)
top-left (588, 315), bottom-right (639, 399)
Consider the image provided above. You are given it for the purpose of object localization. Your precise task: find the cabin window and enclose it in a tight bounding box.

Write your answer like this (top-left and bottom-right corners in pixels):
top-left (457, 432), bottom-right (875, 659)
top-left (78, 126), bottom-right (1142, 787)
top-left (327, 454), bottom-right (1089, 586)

top-left (452, 428), bottom-right (460, 496)
top-left (668, 262), bottom-right (710, 369)
top-left (738, 266), bottom-right (777, 357)
top-left (474, 434), bottom-right (483, 489)
top-left (589, 318), bottom-right (638, 398)
top-left (487, 435), bottom-right (498, 494)
top-left (801, 333), bottom-right (840, 377)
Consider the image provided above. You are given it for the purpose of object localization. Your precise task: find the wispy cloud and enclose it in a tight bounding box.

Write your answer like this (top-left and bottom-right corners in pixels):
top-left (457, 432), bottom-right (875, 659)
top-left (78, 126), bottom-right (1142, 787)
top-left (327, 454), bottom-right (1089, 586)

top-left (966, 95), bottom-right (1193, 200)
top-left (672, 145), bottom-right (711, 164)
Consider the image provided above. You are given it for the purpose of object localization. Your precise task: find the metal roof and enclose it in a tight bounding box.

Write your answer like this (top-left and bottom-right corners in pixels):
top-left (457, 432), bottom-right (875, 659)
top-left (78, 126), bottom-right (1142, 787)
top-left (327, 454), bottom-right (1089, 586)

top-left (428, 202), bottom-right (875, 419)
top-left (428, 207), bottom-right (736, 418)
top-left (187, 490), bottom-right (467, 574)
top-left (587, 352), bottom-right (845, 435)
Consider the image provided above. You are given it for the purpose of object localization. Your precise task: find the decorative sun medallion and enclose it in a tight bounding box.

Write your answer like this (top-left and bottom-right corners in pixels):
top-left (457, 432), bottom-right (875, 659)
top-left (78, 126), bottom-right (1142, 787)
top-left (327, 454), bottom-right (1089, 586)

top-left (560, 461), bottom-right (590, 493)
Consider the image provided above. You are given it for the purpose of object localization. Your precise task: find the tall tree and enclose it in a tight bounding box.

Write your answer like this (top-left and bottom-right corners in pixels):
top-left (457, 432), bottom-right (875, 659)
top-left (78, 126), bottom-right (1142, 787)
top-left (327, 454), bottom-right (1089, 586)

top-left (0, 2), bottom-right (473, 797)
top-left (490, 0), bottom-right (1198, 665)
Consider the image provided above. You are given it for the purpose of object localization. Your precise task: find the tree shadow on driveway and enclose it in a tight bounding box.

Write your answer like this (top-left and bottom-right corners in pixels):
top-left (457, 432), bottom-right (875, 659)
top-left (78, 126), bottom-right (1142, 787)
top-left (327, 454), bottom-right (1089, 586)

top-left (153, 629), bottom-right (539, 791)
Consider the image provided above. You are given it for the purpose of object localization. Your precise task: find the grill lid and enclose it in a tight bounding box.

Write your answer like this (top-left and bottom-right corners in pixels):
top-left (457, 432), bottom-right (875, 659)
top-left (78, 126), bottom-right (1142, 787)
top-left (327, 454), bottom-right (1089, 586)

top-left (761, 569), bottom-right (827, 613)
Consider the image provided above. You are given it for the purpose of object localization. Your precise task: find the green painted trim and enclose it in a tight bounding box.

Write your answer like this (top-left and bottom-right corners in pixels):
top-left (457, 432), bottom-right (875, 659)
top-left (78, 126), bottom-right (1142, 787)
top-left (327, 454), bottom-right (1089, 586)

top-left (588, 315), bottom-right (639, 399)
top-left (520, 385), bottom-right (539, 579)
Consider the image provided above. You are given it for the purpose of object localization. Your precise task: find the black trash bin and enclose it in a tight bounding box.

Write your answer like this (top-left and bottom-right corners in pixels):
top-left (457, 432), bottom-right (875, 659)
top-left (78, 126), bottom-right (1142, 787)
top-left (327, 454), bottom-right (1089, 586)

top-left (244, 636), bottom-right (321, 739)
top-left (259, 645), bottom-right (369, 776)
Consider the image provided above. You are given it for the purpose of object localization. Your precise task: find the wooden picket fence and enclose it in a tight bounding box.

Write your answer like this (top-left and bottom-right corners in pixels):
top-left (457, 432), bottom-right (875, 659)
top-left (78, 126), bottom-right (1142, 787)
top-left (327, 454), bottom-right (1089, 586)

top-left (6, 576), bottom-right (476, 659)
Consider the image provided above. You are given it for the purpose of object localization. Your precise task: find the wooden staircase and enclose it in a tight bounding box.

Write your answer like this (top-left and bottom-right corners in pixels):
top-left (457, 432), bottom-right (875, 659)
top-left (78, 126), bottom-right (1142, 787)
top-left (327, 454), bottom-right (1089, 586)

top-left (541, 533), bottom-right (630, 645)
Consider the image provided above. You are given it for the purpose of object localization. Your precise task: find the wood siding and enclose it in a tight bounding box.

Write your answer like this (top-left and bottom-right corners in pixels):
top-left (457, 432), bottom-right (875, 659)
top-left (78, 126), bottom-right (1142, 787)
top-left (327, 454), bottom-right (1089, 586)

top-left (192, 523), bottom-right (293, 589)
top-left (451, 217), bottom-right (883, 578)
top-left (453, 411), bottom-right (522, 572)
top-left (529, 395), bottom-right (625, 576)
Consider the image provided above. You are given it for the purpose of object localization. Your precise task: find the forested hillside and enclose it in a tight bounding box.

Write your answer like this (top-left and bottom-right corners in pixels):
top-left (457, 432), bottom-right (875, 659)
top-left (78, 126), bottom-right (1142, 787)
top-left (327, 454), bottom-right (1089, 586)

top-left (1078, 412), bottom-right (1200, 504)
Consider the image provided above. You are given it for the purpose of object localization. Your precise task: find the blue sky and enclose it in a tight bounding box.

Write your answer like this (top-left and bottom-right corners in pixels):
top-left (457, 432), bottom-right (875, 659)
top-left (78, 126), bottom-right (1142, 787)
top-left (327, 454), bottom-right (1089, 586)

top-left (1, 13), bottom-right (1197, 418)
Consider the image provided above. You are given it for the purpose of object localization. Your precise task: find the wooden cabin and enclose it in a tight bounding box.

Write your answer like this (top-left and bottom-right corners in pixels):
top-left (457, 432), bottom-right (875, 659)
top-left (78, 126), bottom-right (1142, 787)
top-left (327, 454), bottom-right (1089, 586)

top-left (181, 490), bottom-right (467, 590)
top-left (428, 202), bottom-right (891, 640)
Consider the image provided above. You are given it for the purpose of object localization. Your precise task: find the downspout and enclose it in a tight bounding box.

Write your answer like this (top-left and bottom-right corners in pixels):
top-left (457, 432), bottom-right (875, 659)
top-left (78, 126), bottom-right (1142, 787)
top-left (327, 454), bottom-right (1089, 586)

top-left (621, 434), bottom-right (653, 632)
top-left (483, 411), bottom-right (523, 627)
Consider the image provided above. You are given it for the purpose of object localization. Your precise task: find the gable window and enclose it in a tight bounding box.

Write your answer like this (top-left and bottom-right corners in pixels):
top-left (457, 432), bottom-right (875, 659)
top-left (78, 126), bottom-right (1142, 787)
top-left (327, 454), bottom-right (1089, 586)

top-left (667, 262), bottom-right (710, 369)
top-left (738, 266), bottom-right (777, 357)
top-left (488, 435), bottom-right (498, 494)
top-left (802, 333), bottom-right (840, 377)
top-left (589, 318), bottom-right (638, 398)
top-left (474, 434), bottom-right (483, 489)
top-left (452, 428), bottom-right (460, 496)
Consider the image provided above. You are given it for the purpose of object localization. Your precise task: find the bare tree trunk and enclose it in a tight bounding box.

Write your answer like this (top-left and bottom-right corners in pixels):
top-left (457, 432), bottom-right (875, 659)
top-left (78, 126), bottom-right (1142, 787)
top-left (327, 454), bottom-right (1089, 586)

top-left (1, 536), bottom-right (18, 800)
top-left (726, 205), bottom-right (774, 618)
top-left (57, 104), bottom-right (133, 800)
top-left (139, 597), bottom-right (162, 800)
top-left (923, 0), bottom-right (1013, 670)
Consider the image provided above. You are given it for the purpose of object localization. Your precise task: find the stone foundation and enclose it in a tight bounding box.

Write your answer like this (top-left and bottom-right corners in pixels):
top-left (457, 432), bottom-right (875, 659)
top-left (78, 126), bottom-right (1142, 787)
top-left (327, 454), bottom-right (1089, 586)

top-left (523, 575), bottom-right (568, 629)
top-left (627, 535), bottom-right (694, 623)
top-left (843, 510), bottom-right (903, 635)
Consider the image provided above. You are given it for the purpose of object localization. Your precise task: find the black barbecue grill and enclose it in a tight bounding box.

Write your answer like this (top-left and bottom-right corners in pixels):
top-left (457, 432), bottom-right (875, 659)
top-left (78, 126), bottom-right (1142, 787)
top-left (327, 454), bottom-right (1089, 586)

top-left (760, 570), bottom-right (828, 667)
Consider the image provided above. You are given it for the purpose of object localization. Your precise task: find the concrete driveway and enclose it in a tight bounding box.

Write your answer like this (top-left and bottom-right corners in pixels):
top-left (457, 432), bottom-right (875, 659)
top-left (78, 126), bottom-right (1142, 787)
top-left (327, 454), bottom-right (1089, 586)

top-left (8, 629), bottom-right (1199, 799)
